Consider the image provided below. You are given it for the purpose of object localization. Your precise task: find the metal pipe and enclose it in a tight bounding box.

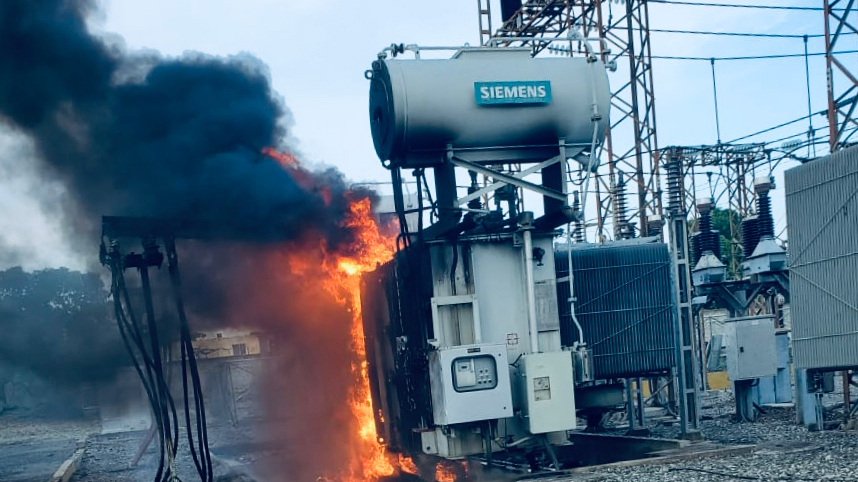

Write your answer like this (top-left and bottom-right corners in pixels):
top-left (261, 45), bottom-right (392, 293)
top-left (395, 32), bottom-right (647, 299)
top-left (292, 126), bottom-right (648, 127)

top-left (522, 217), bottom-right (539, 353)
top-left (565, 226), bottom-right (585, 345)
top-left (505, 435), bottom-right (532, 448)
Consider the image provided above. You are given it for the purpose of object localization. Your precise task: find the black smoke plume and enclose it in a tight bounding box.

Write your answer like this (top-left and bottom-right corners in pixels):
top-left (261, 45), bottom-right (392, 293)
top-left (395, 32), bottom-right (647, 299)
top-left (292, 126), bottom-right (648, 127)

top-left (0, 0), bottom-right (361, 249)
top-left (0, 3), bottom-right (388, 479)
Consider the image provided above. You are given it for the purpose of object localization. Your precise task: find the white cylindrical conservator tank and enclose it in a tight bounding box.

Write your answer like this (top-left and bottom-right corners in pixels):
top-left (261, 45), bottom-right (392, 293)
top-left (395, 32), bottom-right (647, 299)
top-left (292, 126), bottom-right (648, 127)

top-left (369, 48), bottom-right (610, 167)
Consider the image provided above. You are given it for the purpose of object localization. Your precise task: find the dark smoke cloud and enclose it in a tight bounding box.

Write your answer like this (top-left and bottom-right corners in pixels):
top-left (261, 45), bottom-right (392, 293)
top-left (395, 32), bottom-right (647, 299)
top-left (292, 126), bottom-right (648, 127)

top-left (0, 0), bottom-right (361, 250)
top-left (0, 2), bottom-right (377, 477)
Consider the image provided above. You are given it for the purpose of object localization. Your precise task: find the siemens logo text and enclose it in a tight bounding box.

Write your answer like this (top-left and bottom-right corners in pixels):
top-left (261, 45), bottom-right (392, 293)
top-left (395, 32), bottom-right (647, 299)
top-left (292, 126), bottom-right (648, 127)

top-left (474, 81), bottom-right (551, 105)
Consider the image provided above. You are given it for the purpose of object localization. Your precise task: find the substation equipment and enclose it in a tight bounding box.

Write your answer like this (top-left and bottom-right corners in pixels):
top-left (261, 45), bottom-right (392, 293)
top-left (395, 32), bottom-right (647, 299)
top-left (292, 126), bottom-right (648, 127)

top-left (688, 171), bottom-right (790, 421)
top-left (786, 145), bottom-right (858, 430)
top-left (360, 45), bottom-right (699, 472)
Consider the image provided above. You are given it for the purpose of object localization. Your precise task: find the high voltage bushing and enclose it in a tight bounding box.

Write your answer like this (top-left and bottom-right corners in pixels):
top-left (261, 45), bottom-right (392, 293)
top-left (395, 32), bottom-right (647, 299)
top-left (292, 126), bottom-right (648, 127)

top-left (754, 177), bottom-right (775, 239)
top-left (614, 176), bottom-right (633, 239)
top-left (742, 216), bottom-right (760, 258)
top-left (694, 197), bottom-right (721, 262)
top-left (666, 156), bottom-right (684, 216)
top-left (572, 191), bottom-right (585, 243)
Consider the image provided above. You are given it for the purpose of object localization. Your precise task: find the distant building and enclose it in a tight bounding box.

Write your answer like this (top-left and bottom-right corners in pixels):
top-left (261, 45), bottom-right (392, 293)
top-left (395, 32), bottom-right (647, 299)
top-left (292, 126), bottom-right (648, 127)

top-left (191, 328), bottom-right (272, 359)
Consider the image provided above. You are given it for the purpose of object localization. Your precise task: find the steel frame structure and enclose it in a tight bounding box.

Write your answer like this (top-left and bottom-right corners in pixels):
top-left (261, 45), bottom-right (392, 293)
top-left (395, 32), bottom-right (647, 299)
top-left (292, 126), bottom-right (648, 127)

top-left (665, 144), bottom-right (768, 276)
top-left (824, 0), bottom-right (858, 152)
top-left (486, 0), bottom-right (660, 242)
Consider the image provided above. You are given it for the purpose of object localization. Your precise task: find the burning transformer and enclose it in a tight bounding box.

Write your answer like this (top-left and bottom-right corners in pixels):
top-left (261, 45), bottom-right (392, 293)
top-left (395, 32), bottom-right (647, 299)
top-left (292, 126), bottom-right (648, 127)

top-left (360, 46), bottom-right (678, 471)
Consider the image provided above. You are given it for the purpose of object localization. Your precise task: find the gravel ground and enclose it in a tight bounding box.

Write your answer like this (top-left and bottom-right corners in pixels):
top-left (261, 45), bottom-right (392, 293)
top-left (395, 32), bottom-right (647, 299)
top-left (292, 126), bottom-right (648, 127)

top-left (582, 387), bottom-right (858, 482)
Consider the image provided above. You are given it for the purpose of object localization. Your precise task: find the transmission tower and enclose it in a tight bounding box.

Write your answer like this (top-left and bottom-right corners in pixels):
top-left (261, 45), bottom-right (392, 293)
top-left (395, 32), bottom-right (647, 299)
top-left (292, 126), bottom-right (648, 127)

top-left (484, 0), bottom-right (660, 242)
top-left (824, 0), bottom-right (858, 152)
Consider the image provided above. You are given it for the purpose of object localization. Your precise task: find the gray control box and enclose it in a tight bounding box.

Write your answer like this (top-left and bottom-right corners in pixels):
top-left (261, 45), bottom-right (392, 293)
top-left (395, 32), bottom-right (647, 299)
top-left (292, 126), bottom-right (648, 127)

top-left (429, 343), bottom-right (513, 425)
top-left (724, 316), bottom-right (777, 381)
top-left (519, 351), bottom-right (577, 434)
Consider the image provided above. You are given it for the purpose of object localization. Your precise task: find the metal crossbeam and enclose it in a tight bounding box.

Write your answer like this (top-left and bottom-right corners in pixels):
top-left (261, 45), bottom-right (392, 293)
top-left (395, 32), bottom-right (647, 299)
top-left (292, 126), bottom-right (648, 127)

top-left (456, 156), bottom-right (562, 205)
top-left (449, 155), bottom-right (567, 201)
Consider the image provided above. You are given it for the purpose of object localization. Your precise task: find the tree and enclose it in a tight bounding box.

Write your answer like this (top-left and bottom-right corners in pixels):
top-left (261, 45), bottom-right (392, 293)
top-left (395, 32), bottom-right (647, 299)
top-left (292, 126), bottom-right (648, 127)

top-left (0, 267), bottom-right (123, 384)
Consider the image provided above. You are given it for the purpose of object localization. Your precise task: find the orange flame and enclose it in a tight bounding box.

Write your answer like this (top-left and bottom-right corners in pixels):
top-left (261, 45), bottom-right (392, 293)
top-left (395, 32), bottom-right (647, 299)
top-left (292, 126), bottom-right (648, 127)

top-left (434, 462), bottom-right (458, 482)
top-left (266, 145), bottom-right (397, 481)
top-left (263, 147), bottom-right (332, 206)
top-left (262, 146), bottom-right (298, 168)
top-left (317, 197), bottom-right (397, 482)
top-left (399, 455), bottom-right (419, 475)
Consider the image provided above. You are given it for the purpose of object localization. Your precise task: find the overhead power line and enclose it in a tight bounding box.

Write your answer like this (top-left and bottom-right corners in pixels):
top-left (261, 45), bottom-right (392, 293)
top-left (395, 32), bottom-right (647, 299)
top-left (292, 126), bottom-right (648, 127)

top-left (650, 29), bottom-right (831, 39)
top-left (727, 112), bottom-right (821, 144)
top-left (652, 50), bottom-right (858, 61)
top-left (549, 47), bottom-right (856, 62)
top-left (649, 0), bottom-right (837, 11)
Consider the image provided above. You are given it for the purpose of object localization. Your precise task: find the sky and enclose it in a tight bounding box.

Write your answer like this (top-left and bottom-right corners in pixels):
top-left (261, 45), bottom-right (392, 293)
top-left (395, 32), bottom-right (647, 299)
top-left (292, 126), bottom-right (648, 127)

top-left (0, 0), bottom-right (846, 271)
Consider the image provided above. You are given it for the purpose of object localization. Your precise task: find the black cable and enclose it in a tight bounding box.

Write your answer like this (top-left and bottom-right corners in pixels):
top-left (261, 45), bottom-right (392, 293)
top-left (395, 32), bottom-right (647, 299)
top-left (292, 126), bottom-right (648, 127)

top-left (415, 169), bottom-right (425, 246)
top-left (166, 239), bottom-right (213, 482)
top-left (115, 264), bottom-right (168, 482)
top-left (649, 0), bottom-right (836, 11)
top-left (139, 265), bottom-right (181, 482)
top-left (117, 250), bottom-right (181, 482)
top-left (107, 240), bottom-right (218, 482)
top-left (111, 268), bottom-right (164, 480)
top-left (391, 167), bottom-right (411, 248)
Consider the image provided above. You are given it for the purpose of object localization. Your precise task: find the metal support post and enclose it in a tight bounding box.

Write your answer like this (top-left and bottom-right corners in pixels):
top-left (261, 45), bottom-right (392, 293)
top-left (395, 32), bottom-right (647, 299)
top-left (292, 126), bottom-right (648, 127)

top-left (666, 151), bottom-right (702, 439)
top-left (625, 380), bottom-right (636, 431)
top-left (636, 376), bottom-right (646, 429)
top-left (520, 212), bottom-right (540, 353)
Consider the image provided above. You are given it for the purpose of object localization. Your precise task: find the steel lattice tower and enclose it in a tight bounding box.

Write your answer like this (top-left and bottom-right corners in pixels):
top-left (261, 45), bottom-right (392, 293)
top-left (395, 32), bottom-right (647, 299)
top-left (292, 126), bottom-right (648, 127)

top-left (482, 0), bottom-right (660, 242)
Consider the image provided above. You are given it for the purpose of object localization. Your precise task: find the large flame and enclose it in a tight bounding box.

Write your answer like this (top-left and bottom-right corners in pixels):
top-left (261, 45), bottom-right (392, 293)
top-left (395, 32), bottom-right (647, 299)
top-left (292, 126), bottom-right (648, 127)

top-left (264, 147), bottom-right (401, 481)
top-left (318, 197), bottom-right (397, 482)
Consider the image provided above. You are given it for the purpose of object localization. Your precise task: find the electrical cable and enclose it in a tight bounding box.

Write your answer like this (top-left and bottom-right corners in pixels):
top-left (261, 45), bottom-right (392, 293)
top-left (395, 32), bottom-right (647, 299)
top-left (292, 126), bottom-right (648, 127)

top-left (651, 49), bottom-right (858, 61)
top-left (649, 28), bottom-right (834, 39)
top-left (649, 0), bottom-right (836, 11)
top-left (710, 58), bottom-right (722, 144)
top-left (138, 261), bottom-right (181, 482)
top-left (166, 239), bottom-right (213, 482)
top-left (548, 43), bottom-right (856, 61)
top-left (110, 263), bottom-right (165, 480)
top-left (804, 35), bottom-right (818, 158)
top-left (112, 256), bottom-right (172, 482)
top-left (105, 239), bottom-right (212, 482)
top-left (725, 112), bottom-right (820, 144)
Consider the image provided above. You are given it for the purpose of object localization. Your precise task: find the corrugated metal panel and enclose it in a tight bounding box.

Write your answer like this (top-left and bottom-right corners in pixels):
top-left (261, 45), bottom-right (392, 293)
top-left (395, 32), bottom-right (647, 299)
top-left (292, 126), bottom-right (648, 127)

top-left (555, 240), bottom-right (677, 378)
top-left (785, 145), bottom-right (858, 370)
